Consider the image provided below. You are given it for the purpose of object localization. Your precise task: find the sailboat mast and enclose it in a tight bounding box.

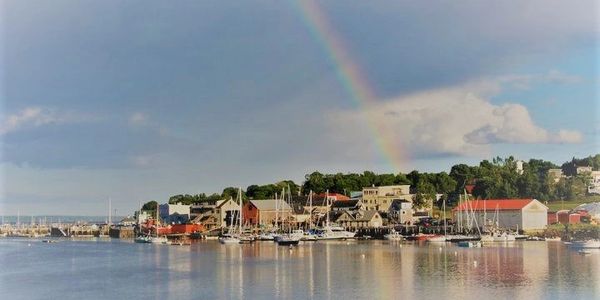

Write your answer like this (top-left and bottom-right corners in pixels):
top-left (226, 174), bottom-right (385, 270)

top-left (108, 197), bottom-right (112, 227)
top-left (309, 190), bottom-right (313, 229)
top-left (443, 197), bottom-right (447, 237)
top-left (275, 192), bottom-right (278, 230)
top-left (238, 188), bottom-right (242, 233)
top-left (326, 190), bottom-right (330, 227)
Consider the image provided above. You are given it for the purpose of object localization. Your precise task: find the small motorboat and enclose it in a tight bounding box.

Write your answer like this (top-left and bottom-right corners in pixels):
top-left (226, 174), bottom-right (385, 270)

top-left (569, 240), bottom-right (600, 249)
top-left (384, 229), bottom-right (404, 241)
top-left (276, 234), bottom-right (300, 246)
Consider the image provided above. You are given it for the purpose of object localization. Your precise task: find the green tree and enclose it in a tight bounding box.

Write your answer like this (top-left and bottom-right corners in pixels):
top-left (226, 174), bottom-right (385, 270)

top-left (141, 200), bottom-right (158, 212)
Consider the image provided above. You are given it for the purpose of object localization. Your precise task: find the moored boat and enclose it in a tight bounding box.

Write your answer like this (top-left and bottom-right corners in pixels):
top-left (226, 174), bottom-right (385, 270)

top-left (219, 234), bottom-right (240, 244)
top-left (276, 234), bottom-right (301, 246)
top-left (384, 229), bottom-right (404, 241)
top-left (426, 235), bottom-right (447, 242)
top-left (458, 241), bottom-right (482, 248)
top-left (569, 240), bottom-right (600, 249)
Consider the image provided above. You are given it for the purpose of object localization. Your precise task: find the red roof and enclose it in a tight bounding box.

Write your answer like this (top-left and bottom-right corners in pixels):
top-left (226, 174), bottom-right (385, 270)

top-left (453, 199), bottom-right (535, 211)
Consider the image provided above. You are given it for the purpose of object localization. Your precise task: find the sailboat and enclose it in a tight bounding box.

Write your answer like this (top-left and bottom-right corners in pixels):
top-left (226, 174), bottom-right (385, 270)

top-left (150, 205), bottom-right (169, 244)
top-left (427, 198), bottom-right (447, 243)
top-left (276, 187), bottom-right (301, 246)
top-left (300, 190), bottom-right (318, 241)
top-left (219, 188), bottom-right (244, 244)
top-left (316, 190), bottom-right (356, 240)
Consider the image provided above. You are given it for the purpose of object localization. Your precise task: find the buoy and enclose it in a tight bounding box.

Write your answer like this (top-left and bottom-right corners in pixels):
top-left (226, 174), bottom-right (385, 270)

top-left (473, 260), bottom-right (478, 267)
top-left (454, 251), bottom-right (457, 256)
top-left (28, 243), bottom-right (31, 247)
top-left (361, 254), bottom-right (366, 259)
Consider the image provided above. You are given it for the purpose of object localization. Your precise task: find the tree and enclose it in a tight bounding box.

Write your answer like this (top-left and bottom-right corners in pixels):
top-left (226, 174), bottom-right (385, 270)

top-left (413, 181), bottom-right (436, 209)
top-left (141, 201), bottom-right (158, 212)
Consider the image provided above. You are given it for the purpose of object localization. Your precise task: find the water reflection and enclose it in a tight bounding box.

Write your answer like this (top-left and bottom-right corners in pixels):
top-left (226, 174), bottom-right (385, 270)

top-left (1, 239), bottom-right (599, 300)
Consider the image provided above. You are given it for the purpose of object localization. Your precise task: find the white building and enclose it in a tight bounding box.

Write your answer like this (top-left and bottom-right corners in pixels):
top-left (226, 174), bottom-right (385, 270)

top-left (453, 199), bottom-right (548, 231)
top-left (588, 171), bottom-right (600, 195)
top-left (362, 185), bottom-right (412, 211)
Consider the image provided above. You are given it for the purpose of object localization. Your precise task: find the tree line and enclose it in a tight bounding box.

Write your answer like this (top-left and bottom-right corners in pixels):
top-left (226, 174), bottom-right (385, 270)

top-left (140, 154), bottom-right (599, 210)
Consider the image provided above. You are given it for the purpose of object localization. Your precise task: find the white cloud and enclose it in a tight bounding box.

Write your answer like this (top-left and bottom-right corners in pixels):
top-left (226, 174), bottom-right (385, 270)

top-left (329, 78), bottom-right (583, 159)
top-left (0, 106), bottom-right (89, 135)
top-left (128, 112), bottom-right (148, 126)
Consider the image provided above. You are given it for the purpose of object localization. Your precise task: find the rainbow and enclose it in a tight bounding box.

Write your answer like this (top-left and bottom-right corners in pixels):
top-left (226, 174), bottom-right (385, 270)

top-left (291, 0), bottom-right (407, 173)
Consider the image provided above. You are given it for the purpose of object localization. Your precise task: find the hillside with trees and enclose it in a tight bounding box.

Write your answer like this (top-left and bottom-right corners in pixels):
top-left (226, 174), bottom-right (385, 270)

top-left (141, 154), bottom-right (599, 210)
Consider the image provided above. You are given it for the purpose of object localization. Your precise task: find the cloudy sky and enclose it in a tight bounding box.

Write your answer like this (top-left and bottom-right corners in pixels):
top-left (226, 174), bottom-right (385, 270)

top-left (1, 0), bottom-right (598, 215)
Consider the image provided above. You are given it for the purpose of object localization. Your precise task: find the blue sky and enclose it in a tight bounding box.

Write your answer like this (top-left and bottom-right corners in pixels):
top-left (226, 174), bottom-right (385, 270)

top-left (1, 0), bottom-right (598, 215)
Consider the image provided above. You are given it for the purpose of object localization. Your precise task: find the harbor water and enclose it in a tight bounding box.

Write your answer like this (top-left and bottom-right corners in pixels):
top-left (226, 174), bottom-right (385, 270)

top-left (1, 239), bottom-right (598, 299)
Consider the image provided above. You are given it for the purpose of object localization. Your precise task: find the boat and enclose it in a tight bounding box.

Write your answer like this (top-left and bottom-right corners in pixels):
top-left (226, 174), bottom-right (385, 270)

top-left (257, 232), bottom-right (276, 241)
top-left (427, 198), bottom-right (448, 243)
top-left (315, 190), bottom-right (356, 240)
top-left (134, 235), bottom-right (152, 243)
top-left (276, 234), bottom-right (301, 246)
top-left (405, 233), bottom-right (437, 241)
top-left (545, 236), bottom-right (562, 242)
top-left (492, 232), bottom-right (516, 242)
top-left (150, 236), bottom-right (169, 244)
top-left (300, 232), bottom-right (318, 241)
top-left (457, 241), bottom-right (482, 248)
top-left (275, 188), bottom-right (302, 246)
top-left (446, 234), bottom-right (481, 242)
top-left (578, 249), bottom-right (593, 255)
top-left (569, 240), bottom-right (600, 249)
top-left (316, 225), bottom-right (356, 240)
top-left (384, 229), bottom-right (404, 241)
top-left (238, 235), bottom-right (255, 244)
top-left (41, 239), bottom-right (58, 243)
top-left (426, 235), bottom-right (447, 242)
top-left (219, 233), bottom-right (240, 244)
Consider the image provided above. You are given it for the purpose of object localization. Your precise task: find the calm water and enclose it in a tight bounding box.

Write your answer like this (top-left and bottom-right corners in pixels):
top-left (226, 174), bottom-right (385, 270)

top-left (1, 238), bottom-right (598, 300)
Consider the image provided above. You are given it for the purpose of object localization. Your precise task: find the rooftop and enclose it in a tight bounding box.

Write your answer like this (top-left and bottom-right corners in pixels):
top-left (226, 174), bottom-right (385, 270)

top-left (453, 199), bottom-right (542, 211)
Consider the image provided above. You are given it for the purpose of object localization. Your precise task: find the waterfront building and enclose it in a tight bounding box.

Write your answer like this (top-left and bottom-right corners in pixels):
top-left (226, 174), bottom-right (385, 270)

top-left (327, 210), bottom-right (383, 229)
top-left (242, 199), bottom-right (292, 226)
top-left (388, 199), bottom-right (413, 225)
top-left (453, 199), bottom-right (548, 231)
top-left (189, 198), bottom-right (241, 228)
top-left (159, 203), bottom-right (191, 224)
top-left (362, 185), bottom-right (412, 211)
